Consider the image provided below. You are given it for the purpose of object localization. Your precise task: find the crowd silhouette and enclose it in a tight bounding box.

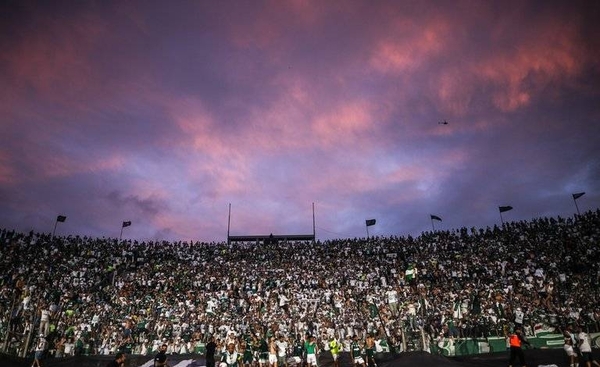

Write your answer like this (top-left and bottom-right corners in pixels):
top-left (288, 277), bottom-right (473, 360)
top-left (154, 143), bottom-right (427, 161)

top-left (1, 210), bottom-right (599, 360)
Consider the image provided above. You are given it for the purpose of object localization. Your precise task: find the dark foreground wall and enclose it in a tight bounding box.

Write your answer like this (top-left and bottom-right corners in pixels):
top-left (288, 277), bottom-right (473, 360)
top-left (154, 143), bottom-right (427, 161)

top-left (0, 349), bottom-right (575, 367)
top-left (0, 353), bottom-right (163, 367)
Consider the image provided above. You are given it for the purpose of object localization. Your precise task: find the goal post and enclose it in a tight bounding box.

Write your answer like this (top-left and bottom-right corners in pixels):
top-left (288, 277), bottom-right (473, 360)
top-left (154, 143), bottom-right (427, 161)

top-left (227, 203), bottom-right (316, 244)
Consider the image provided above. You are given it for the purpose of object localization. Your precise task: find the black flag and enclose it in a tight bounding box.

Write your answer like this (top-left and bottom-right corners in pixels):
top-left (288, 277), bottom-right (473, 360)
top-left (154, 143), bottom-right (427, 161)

top-left (572, 192), bottom-right (585, 200)
top-left (56, 215), bottom-right (67, 222)
top-left (366, 219), bottom-right (376, 226)
top-left (430, 215), bottom-right (442, 221)
top-left (499, 206), bottom-right (513, 213)
top-left (122, 221), bottom-right (132, 228)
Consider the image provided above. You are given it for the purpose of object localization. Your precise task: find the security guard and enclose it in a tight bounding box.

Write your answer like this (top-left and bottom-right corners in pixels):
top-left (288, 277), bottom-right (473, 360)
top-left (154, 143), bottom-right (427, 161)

top-left (508, 327), bottom-right (531, 367)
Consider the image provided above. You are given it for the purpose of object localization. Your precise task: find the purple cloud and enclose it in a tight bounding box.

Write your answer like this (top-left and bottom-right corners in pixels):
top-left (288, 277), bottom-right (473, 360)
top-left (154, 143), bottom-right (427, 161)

top-left (0, 0), bottom-right (598, 242)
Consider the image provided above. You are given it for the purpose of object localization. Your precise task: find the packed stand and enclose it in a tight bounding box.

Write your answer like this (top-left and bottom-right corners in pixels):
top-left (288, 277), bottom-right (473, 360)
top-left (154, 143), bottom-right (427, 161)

top-left (1, 210), bottom-right (599, 359)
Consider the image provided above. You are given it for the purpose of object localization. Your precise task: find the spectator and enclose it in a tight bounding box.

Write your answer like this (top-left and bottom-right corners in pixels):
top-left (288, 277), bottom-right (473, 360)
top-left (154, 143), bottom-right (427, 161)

top-left (507, 327), bottom-right (531, 367)
top-left (577, 326), bottom-right (600, 367)
top-left (106, 351), bottom-right (126, 367)
top-left (32, 333), bottom-right (47, 367)
top-left (1, 210), bottom-right (600, 360)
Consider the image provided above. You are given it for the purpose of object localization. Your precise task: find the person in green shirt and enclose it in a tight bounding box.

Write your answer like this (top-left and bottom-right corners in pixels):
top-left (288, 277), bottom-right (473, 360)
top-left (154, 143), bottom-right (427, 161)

top-left (365, 334), bottom-right (376, 367)
top-left (290, 335), bottom-right (304, 367)
top-left (304, 335), bottom-right (318, 367)
top-left (350, 335), bottom-right (365, 367)
top-left (240, 338), bottom-right (254, 367)
top-left (258, 336), bottom-right (269, 367)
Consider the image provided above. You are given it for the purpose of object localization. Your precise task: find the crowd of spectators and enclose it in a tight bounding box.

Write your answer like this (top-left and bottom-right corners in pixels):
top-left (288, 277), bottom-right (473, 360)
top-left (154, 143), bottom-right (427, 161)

top-left (1, 210), bottom-right (599, 360)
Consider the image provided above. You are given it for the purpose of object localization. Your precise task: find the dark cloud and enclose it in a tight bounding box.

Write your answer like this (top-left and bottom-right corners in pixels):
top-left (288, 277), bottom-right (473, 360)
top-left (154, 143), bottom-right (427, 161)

top-left (105, 191), bottom-right (165, 217)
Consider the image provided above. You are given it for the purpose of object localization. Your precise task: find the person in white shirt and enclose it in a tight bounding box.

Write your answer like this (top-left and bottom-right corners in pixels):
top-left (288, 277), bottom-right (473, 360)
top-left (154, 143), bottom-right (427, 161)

top-left (563, 326), bottom-right (578, 367)
top-left (278, 292), bottom-right (289, 313)
top-left (386, 287), bottom-right (399, 316)
top-left (578, 327), bottom-right (600, 367)
top-left (275, 335), bottom-right (289, 367)
top-left (514, 307), bottom-right (524, 328)
top-left (39, 305), bottom-right (51, 337)
top-left (32, 334), bottom-right (47, 367)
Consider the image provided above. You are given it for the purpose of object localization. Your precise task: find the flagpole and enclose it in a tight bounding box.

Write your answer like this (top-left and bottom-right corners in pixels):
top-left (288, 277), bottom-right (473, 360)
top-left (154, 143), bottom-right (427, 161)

top-left (573, 196), bottom-right (581, 215)
top-left (431, 217), bottom-right (435, 232)
top-left (227, 203), bottom-right (232, 245)
top-left (52, 219), bottom-right (59, 239)
top-left (499, 211), bottom-right (504, 225)
top-left (312, 202), bottom-right (316, 242)
top-left (372, 298), bottom-right (395, 354)
top-left (366, 224), bottom-right (370, 239)
top-left (119, 226), bottom-right (124, 241)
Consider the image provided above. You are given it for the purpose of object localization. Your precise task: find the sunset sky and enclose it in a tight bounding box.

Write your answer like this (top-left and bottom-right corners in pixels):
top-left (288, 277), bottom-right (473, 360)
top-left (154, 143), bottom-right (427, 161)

top-left (1, 0), bottom-right (599, 242)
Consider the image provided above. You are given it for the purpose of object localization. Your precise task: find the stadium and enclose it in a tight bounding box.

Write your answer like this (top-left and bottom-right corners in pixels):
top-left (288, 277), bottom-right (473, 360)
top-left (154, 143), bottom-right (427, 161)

top-left (2, 209), bottom-right (600, 367)
top-left (2, 1), bottom-right (599, 367)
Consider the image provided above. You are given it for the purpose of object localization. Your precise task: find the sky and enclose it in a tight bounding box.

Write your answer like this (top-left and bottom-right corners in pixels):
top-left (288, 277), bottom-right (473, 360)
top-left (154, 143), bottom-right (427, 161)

top-left (1, 0), bottom-right (599, 243)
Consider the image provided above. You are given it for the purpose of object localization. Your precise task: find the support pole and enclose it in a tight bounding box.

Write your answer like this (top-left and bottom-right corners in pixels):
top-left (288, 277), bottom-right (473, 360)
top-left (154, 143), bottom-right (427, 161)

top-left (52, 220), bottom-right (59, 239)
top-left (312, 202), bottom-right (316, 242)
top-left (573, 197), bottom-right (581, 215)
top-left (227, 203), bottom-right (232, 245)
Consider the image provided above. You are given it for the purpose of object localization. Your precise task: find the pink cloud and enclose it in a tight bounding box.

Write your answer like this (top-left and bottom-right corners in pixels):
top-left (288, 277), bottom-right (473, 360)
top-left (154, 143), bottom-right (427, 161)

top-left (164, 98), bottom-right (259, 196)
top-left (311, 101), bottom-right (375, 146)
top-left (470, 13), bottom-right (588, 112)
top-left (478, 47), bottom-right (584, 112)
top-left (365, 4), bottom-right (592, 116)
top-left (369, 16), bottom-right (451, 73)
top-left (4, 12), bottom-right (108, 102)
top-left (229, 0), bottom-right (328, 50)
top-left (22, 149), bottom-right (125, 183)
top-left (433, 68), bottom-right (476, 117)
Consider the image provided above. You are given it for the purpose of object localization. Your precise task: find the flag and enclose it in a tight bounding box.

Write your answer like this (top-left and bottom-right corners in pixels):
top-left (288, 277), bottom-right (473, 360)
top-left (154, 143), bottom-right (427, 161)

top-left (368, 302), bottom-right (379, 318)
top-left (430, 214), bottom-right (442, 221)
top-left (533, 322), bottom-right (555, 336)
top-left (56, 215), bottom-right (67, 222)
top-left (405, 264), bottom-right (417, 280)
top-left (366, 219), bottom-right (376, 226)
top-left (499, 206), bottom-right (513, 213)
top-left (572, 192), bottom-right (585, 200)
top-left (122, 221), bottom-right (132, 228)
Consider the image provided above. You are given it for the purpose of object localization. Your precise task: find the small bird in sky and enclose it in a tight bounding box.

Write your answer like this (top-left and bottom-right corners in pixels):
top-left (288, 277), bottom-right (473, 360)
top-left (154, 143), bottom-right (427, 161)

top-left (438, 120), bottom-right (448, 125)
